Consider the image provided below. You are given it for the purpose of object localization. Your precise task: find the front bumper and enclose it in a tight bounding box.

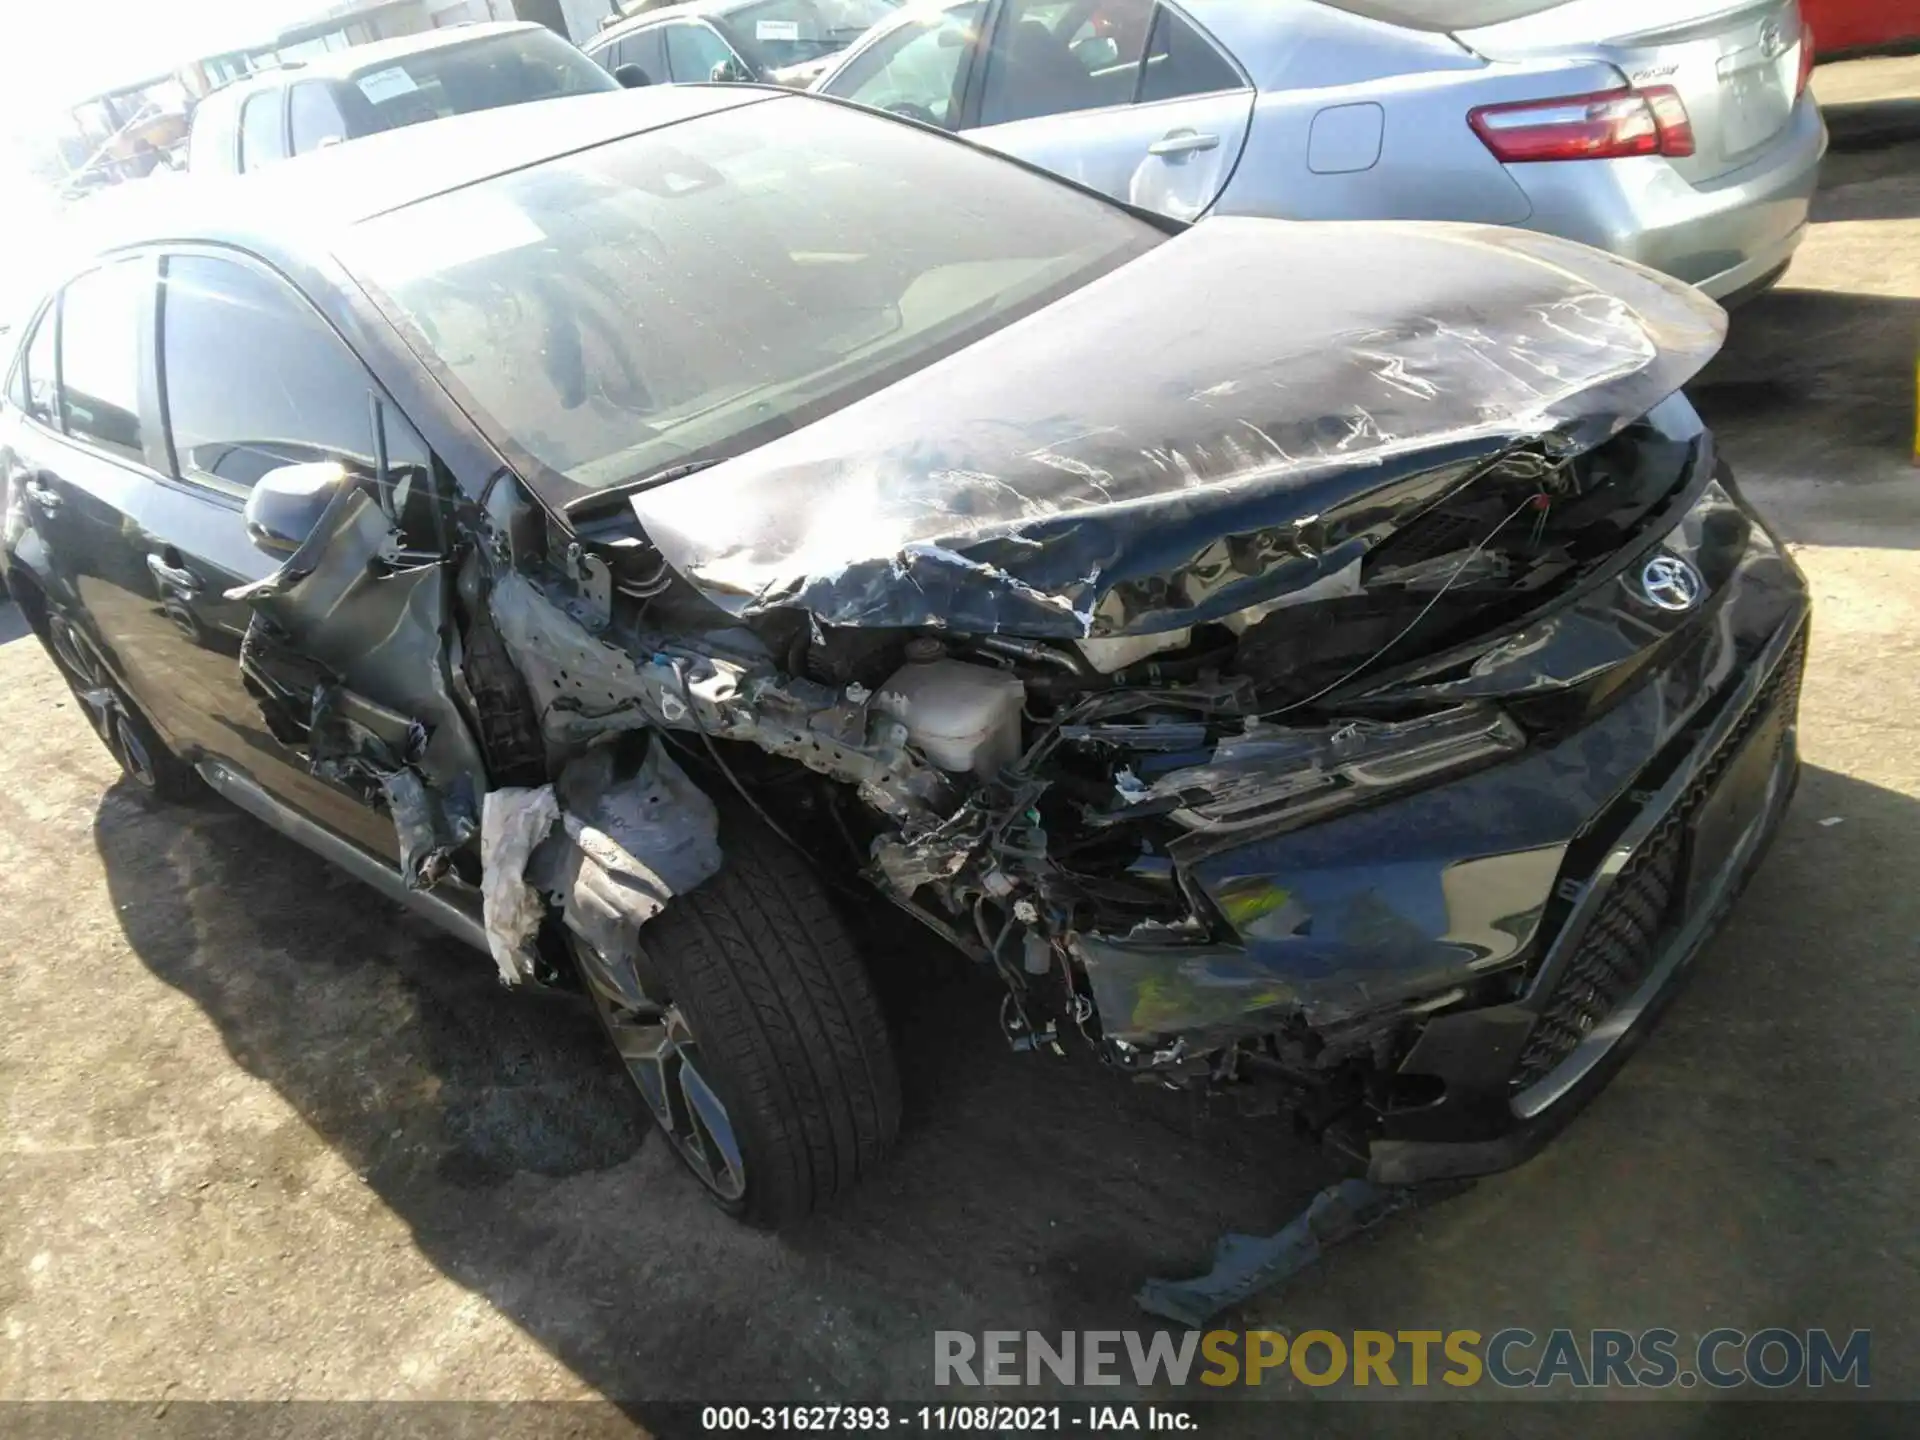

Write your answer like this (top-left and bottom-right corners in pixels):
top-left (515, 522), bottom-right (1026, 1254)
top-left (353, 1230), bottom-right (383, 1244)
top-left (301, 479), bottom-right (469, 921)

top-left (1369, 611), bottom-right (1803, 1183)
top-left (1071, 473), bottom-right (1808, 1179)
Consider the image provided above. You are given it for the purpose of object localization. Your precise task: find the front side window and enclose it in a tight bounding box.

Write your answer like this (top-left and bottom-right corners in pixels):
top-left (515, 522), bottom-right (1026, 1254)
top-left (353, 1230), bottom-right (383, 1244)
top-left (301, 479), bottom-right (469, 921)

top-left (979, 0), bottom-right (1155, 126)
top-left (824, 3), bottom-right (982, 128)
top-left (160, 254), bottom-right (379, 493)
top-left (340, 94), bottom-right (1160, 506)
top-left (239, 90), bottom-right (285, 171)
top-left (664, 23), bottom-right (746, 82)
top-left (289, 82), bottom-right (350, 154)
top-left (346, 26), bottom-right (616, 133)
top-left (59, 259), bottom-right (152, 463)
top-left (17, 306), bottom-right (59, 425)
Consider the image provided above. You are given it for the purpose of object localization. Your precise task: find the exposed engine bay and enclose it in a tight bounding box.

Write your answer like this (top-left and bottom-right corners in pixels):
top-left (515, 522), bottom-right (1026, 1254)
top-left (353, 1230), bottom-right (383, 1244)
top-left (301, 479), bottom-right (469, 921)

top-left (430, 387), bottom-right (1727, 1158)
top-left (224, 207), bottom-right (1805, 1181)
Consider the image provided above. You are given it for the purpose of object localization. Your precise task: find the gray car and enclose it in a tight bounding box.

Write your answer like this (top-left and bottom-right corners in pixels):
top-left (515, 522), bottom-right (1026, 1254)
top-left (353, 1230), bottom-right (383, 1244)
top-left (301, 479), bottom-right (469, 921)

top-left (586, 0), bottom-right (902, 90)
top-left (813, 0), bottom-right (1826, 301)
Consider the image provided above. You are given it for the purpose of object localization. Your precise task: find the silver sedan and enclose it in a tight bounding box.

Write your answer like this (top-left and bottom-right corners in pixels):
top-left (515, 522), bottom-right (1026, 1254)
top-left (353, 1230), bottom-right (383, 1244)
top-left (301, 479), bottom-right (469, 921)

top-left (813, 0), bottom-right (1826, 301)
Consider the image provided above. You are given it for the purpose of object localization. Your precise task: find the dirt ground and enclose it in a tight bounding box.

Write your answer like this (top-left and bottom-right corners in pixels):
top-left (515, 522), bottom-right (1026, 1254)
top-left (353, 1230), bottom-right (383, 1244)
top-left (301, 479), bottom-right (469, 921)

top-left (5, 55), bottom-right (1920, 1430)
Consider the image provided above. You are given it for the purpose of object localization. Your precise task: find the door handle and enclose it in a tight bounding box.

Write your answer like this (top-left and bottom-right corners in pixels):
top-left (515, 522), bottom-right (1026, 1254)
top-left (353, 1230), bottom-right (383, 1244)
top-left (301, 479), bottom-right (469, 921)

top-left (147, 552), bottom-right (202, 596)
top-left (1147, 129), bottom-right (1221, 158)
top-left (20, 475), bottom-right (61, 512)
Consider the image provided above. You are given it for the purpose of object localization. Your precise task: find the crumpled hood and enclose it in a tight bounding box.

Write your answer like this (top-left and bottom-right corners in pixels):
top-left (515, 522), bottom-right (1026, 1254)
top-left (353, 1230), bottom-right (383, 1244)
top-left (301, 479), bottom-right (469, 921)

top-left (631, 217), bottom-right (1727, 638)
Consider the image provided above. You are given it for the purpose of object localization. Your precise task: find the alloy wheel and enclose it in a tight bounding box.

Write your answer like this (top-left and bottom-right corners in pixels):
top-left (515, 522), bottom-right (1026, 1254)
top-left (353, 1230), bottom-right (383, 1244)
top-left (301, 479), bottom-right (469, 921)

top-left (46, 615), bottom-right (156, 791)
top-left (572, 934), bottom-right (747, 1204)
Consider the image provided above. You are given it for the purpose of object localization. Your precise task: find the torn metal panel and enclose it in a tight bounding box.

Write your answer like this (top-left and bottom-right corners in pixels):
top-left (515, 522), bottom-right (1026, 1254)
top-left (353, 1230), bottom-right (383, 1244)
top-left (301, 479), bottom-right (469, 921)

top-left (234, 481), bottom-right (489, 797)
top-left (631, 218), bottom-right (1726, 637)
top-left (541, 741), bottom-right (722, 985)
top-left (480, 784), bottom-right (561, 986)
top-left (1145, 707), bottom-right (1527, 848)
top-left (870, 794), bottom-right (997, 898)
top-left (489, 570), bottom-right (946, 816)
top-left (305, 685), bottom-right (478, 889)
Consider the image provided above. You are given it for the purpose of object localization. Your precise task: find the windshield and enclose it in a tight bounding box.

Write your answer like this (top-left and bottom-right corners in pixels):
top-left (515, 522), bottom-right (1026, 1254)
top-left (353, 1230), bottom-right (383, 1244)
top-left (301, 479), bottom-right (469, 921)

top-left (339, 95), bottom-right (1161, 504)
top-left (347, 28), bottom-right (617, 132)
top-left (725, 0), bottom-right (902, 67)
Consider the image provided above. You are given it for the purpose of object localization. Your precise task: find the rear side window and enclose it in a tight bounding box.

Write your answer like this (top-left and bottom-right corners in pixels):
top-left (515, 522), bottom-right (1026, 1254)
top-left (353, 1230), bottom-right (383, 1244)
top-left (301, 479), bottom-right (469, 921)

top-left (1312, 0), bottom-right (1570, 30)
top-left (160, 255), bottom-right (379, 493)
top-left (239, 90), bottom-right (285, 171)
top-left (981, 0), bottom-right (1156, 126)
top-left (289, 83), bottom-right (351, 154)
top-left (59, 260), bottom-right (152, 464)
top-left (980, 0), bottom-right (1238, 127)
top-left (1139, 7), bottom-right (1241, 102)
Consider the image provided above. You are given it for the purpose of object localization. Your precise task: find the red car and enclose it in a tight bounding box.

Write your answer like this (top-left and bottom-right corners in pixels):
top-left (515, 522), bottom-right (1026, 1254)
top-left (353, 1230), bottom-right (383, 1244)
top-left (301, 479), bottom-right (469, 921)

top-left (1806, 0), bottom-right (1920, 56)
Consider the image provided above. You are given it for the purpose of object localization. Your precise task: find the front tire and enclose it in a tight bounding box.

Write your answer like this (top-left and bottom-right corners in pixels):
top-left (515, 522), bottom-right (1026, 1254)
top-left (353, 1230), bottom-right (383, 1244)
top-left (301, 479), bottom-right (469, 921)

top-left (581, 822), bottom-right (901, 1226)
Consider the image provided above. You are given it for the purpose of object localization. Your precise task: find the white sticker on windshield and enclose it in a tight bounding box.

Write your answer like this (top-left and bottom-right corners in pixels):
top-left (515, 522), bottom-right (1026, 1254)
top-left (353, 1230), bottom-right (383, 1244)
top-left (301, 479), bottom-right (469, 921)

top-left (756, 19), bottom-right (801, 40)
top-left (357, 66), bottom-right (420, 103)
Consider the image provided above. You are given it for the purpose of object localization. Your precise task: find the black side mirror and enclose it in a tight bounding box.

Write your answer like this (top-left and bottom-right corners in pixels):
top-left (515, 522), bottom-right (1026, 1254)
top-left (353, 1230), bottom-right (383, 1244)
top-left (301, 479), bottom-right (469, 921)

top-left (613, 63), bottom-right (652, 88)
top-left (245, 461), bottom-right (350, 557)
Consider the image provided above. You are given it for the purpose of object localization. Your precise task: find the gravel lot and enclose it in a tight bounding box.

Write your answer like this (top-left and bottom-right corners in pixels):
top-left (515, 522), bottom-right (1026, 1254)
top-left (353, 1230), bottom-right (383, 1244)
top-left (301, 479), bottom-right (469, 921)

top-left (4, 55), bottom-right (1920, 1432)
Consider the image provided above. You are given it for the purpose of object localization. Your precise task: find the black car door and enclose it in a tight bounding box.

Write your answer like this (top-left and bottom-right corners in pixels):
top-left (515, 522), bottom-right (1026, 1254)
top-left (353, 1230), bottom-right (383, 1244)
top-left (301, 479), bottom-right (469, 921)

top-left (142, 247), bottom-right (491, 873)
top-left (9, 257), bottom-right (196, 725)
top-left (81, 247), bottom-right (438, 858)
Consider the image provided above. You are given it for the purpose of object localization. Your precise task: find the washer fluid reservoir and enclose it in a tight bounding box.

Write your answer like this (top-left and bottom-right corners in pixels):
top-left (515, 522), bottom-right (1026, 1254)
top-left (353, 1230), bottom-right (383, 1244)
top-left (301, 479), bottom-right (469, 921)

top-left (875, 659), bottom-right (1025, 778)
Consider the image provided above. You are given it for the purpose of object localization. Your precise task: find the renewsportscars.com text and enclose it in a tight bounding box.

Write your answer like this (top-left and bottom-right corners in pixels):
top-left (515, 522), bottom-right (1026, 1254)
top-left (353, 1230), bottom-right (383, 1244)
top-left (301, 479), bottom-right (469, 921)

top-left (935, 1328), bottom-right (1871, 1390)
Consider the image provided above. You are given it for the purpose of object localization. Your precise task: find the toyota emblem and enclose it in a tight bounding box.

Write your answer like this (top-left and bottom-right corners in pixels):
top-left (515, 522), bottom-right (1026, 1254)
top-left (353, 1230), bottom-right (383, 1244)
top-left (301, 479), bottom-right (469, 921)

top-left (1759, 20), bottom-right (1789, 58)
top-left (1640, 554), bottom-right (1703, 612)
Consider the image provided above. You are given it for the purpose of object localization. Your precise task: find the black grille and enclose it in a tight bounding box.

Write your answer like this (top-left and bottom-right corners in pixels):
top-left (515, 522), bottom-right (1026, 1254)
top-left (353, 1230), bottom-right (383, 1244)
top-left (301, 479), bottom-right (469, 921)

top-left (1509, 632), bottom-right (1806, 1093)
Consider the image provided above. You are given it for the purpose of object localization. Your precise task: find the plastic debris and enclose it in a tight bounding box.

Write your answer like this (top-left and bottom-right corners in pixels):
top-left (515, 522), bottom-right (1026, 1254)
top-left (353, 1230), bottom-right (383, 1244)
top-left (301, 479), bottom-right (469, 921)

top-left (479, 784), bottom-right (561, 986)
top-left (1135, 1178), bottom-right (1420, 1328)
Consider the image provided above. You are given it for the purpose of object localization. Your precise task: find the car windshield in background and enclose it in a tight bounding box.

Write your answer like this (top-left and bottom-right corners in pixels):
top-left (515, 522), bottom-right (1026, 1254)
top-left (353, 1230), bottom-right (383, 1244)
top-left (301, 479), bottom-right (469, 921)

top-left (1314, 0), bottom-right (1570, 30)
top-left (338, 97), bottom-right (1161, 503)
top-left (348, 28), bottom-right (616, 132)
top-left (727, 0), bottom-right (901, 66)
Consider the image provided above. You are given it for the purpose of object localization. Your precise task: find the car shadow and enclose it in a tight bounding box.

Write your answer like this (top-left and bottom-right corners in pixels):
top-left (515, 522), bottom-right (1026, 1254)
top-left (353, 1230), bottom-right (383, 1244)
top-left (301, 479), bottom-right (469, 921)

top-left (1822, 95), bottom-right (1920, 158)
top-left (92, 782), bottom-right (1341, 1406)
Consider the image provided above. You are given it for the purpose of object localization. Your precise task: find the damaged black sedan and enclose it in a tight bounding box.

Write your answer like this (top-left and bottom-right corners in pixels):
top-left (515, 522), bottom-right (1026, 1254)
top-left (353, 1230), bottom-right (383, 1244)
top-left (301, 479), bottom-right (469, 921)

top-left (0, 85), bottom-right (1806, 1223)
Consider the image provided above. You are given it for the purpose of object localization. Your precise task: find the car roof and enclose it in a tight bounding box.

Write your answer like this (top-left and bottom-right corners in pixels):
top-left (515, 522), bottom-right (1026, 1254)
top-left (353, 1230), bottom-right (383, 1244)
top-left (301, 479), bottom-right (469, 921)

top-left (61, 87), bottom-right (780, 277)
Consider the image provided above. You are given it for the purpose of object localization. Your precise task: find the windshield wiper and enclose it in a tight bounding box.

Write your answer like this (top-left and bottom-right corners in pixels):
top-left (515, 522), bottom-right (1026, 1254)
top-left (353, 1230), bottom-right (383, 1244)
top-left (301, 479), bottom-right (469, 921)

top-left (562, 457), bottom-right (729, 521)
